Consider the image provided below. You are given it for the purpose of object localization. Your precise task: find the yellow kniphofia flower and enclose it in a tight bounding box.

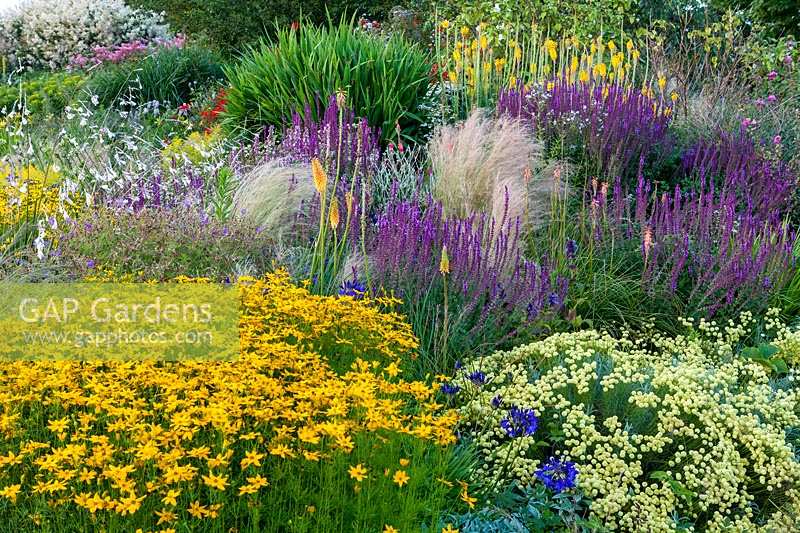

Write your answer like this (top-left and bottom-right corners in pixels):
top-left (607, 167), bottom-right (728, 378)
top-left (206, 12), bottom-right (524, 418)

top-left (311, 158), bottom-right (327, 195)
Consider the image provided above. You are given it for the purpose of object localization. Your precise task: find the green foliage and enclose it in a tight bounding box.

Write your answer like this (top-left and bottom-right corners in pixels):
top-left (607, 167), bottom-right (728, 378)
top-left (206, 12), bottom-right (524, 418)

top-left (54, 207), bottom-right (273, 281)
top-left (432, 0), bottom-right (637, 40)
top-left (446, 482), bottom-right (602, 532)
top-left (0, 72), bottom-right (85, 115)
top-left (711, 0), bottom-right (799, 38)
top-left (86, 45), bottom-right (224, 107)
top-left (129, 0), bottom-right (408, 54)
top-left (223, 21), bottom-right (432, 144)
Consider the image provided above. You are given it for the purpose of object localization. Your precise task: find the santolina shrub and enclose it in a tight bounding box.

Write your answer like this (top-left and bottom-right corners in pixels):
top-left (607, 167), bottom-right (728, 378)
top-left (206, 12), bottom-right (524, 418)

top-left (450, 315), bottom-right (800, 531)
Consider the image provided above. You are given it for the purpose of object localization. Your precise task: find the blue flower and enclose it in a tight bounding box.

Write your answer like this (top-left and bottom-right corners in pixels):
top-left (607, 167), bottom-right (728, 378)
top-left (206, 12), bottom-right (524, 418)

top-left (500, 406), bottom-right (538, 438)
top-left (491, 395), bottom-right (503, 408)
top-left (548, 292), bottom-right (561, 307)
top-left (454, 360), bottom-right (464, 370)
top-left (467, 370), bottom-right (487, 386)
top-left (535, 456), bottom-right (578, 493)
top-left (440, 383), bottom-right (460, 395)
top-left (86, 259), bottom-right (95, 269)
top-left (339, 278), bottom-right (367, 299)
top-left (565, 239), bottom-right (578, 259)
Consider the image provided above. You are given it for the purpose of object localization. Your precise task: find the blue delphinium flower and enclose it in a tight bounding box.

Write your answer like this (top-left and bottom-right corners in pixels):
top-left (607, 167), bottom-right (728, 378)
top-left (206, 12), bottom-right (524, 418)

top-left (467, 370), bottom-right (487, 386)
top-left (491, 395), bottom-right (503, 408)
top-left (339, 278), bottom-right (367, 299)
top-left (440, 382), bottom-right (460, 395)
top-left (535, 456), bottom-right (578, 493)
top-left (454, 360), bottom-right (463, 371)
top-left (500, 406), bottom-right (538, 438)
top-left (548, 292), bottom-right (561, 307)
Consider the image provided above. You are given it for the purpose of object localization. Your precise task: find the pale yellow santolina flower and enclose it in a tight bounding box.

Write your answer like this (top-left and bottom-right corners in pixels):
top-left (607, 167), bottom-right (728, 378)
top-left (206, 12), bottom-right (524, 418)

top-left (454, 310), bottom-right (800, 532)
top-left (311, 158), bottom-right (327, 194)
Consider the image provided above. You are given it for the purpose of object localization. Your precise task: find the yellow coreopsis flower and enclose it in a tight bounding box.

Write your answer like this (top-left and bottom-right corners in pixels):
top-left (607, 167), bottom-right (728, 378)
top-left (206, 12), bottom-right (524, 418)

top-left (442, 525), bottom-right (460, 533)
top-left (658, 75), bottom-right (666, 92)
top-left (384, 526), bottom-right (399, 533)
top-left (448, 71), bottom-right (457, 83)
top-left (514, 45), bottom-right (522, 61)
top-left (311, 158), bottom-right (327, 194)
top-left (392, 469), bottom-right (410, 487)
top-left (187, 501), bottom-right (207, 518)
top-left (671, 91), bottom-right (679, 102)
top-left (631, 49), bottom-right (640, 61)
top-left (626, 39), bottom-right (634, 51)
top-left (570, 55), bottom-right (579, 73)
top-left (201, 473), bottom-right (228, 491)
top-left (460, 487), bottom-right (477, 508)
top-left (0, 484), bottom-right (20, 503)
top-left (480, 35), bottom-right (488, 51)
top-left (162, 489), bottom-right (180, 506)
top-left (579, 69), bottom-right (589, 83)
top-left (460, 26), bottom-right (470, 38)
top-left (240, 450), bottom-right (263, 469)
top-left (440, 20), bottom-right (450, 29)
top-left (348, 464), bottom-right (368, 481)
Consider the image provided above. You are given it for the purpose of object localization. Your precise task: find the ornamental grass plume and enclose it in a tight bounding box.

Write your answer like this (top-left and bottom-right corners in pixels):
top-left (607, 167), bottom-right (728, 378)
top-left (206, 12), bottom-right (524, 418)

top-left (232, 161), bottom-right (315, 240)
top-left (428, 109), bottom-right (543, 225)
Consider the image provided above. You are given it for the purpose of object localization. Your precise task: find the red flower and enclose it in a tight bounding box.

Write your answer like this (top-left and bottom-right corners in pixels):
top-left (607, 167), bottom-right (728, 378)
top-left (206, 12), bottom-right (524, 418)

top-left (290, 21), bottom-right (300, 31)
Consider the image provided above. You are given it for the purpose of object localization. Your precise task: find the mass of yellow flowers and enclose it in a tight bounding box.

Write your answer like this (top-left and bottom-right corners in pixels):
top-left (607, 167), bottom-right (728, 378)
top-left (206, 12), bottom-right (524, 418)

top-left (0, 270), bottom-right (458, 530)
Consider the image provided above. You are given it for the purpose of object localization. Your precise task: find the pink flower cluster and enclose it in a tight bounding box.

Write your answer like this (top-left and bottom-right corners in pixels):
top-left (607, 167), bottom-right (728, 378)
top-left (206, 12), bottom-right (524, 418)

top-left (69, 34), bottom-right (186, 69)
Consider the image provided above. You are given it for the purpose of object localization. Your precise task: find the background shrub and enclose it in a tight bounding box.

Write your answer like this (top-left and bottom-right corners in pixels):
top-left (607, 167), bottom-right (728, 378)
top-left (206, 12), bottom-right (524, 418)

top-left (431, 0), bottom-right (637, 41)
top-left (224, 21), bottom-right (432, 144)
top-left (129, 0), bottom-right (409, 54)
top-left (0, 0), bottom-right (169, 71)
top-left (0, 72), bottom-right (85, 115)
top-left (87, 45), bottom-right (224, 107)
